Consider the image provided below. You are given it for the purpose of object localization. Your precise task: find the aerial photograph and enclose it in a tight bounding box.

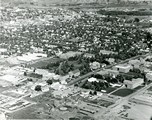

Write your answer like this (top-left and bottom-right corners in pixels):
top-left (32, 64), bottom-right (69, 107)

top-left (0, 0), bottom-right (152, 120)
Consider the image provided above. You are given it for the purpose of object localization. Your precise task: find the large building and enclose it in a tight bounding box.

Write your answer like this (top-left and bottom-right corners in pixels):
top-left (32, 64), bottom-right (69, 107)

top-left (113, 64), bottom-right (133, 73)
top-left (124, 78), bottom-right (144, 89)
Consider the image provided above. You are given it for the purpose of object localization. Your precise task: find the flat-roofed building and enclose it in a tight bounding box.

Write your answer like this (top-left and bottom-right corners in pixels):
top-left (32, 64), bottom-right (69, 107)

top-left (69, 69), bottom-right (80, 78)
top-left (0, 48), bottom-right (7, 54)
top-left (124, 78), bottom-right (144, 89)
top-left (128, 59), bottom-right (143, 69)
top-left (100, 50), bottom-right (118, 55)
top-left (0, 74), bottom-right (24, 85)
top-left (97, 70), bottom-right (109, 75)
top-left (113, 64), bottom-right (133, 73)
top-left (84, 53), bottom-right (95, 58)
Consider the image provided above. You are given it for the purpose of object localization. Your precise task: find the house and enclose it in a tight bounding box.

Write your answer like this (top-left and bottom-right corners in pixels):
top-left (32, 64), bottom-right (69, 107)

top-left (100, 63), bottom-right (107, 68)
top-left (41, 86), bottom-right (49, 92)
top-left (69, 69), bottom-right (80, 78)
top-left (79, 48), bottom-right (87, 52)
top-left (106, 58), bottom-right (115, 64)
top-left (113, 64), bottom-right (133, 73)
top-left (0, 48), bottom-right (7, 55)
top-left (90, 61), bottom-right (100, 70)
top-left (107, 69), bottom-right (119, 76)
top-left (128, 59), bottom-right (143, 68)
top-left (84, 53), bottom-right (95, 58)
top-left (88, 77), bottom-right (99, 82)
top-left (51, 82), bottom-right (67, 90)
top-left (100, 50), bottom-right (117, 55)
top-left (124, 78), bottom-right (144, 89)
top-left (146, 72), bottom-right (152, 81)
top-left (97, 70), bottom-right (109, 76)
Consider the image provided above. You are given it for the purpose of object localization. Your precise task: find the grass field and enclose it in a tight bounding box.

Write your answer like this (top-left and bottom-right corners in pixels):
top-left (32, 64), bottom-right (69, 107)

top-left (112, 88), bottom-right (133, 97)
top-left (27, 57), bottom-right (63, 68)
top-left (8, 104), bottom-right (39, 119)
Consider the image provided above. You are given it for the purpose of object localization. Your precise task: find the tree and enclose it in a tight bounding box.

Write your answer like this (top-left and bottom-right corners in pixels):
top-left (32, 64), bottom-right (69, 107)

top-left (146, 32), bottom-right (151, 41)
top-left (104, 82), bottom-right (110, 88)
top-left (35, 85), bottom-right (42, 91)
top-left (116, 75), bottom-right (124, 83)
top-left (28, 78), bottom-right (33, 82)
top-left (117, 0), bottom-right (121, 3)
top-left (89, 91), bottom-right (93, 95)
top-left (24, 71), bottom-right (29, 76)
top-left (93, 91), bottom-right (97, 95)
top-left (134, 18), bottom-right (140, 23)
top-left (74, 84), bottom-right (78, 87)
top-left (46, 79), bottom-right (53, 85)
top-left (33, 68), bottom-right (36, 72)
top-left (69, 64), bottom-right (74, 71)
top-left (142, 72), bottom-right (148, 85)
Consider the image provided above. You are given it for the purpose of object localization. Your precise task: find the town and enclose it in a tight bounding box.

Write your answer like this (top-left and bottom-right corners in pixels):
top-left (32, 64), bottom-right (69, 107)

top-left (0, 0), bottom-right (152, 120)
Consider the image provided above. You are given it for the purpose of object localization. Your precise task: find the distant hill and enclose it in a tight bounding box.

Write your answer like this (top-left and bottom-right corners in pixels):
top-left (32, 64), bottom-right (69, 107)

top-left (0, 0), bottom-right (116, 5)
top-left (1, 0), bottom-right (151, 7)
top-left (1, 0), bottom-right (151, 4)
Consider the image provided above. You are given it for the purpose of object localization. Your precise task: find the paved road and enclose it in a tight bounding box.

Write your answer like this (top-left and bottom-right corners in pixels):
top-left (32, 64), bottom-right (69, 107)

top-left (67, 53), bottom-right (149, 86)
top-left (95, 83), bottom-right (152, 119)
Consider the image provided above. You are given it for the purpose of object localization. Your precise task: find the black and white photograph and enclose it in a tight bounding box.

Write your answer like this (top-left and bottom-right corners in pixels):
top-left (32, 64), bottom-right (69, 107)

top-left (0, 0), bottom-right (152, 120)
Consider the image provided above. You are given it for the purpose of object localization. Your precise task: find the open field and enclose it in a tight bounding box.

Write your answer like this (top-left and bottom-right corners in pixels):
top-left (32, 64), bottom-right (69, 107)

top-left (27, 57), bottom-right (63, 68)
top-left (8, 104), bottom-right (40, 119)
top-left (112, 88), bottom-right (134, 97)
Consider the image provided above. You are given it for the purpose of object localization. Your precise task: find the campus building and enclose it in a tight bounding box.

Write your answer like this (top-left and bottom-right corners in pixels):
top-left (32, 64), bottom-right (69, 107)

top-left (113, 64), bottom-right (133, 73)
top-left (124, 78), bottom-right (144, 89)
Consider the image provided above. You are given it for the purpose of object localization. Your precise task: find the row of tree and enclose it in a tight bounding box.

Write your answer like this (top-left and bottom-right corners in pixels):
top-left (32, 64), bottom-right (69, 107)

top-left (35, 79), bottom-right (53, 91)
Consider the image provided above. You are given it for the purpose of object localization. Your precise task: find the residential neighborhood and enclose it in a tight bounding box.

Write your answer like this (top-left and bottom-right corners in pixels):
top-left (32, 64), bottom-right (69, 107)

top-left (0, 0), bottom-right (152, 120)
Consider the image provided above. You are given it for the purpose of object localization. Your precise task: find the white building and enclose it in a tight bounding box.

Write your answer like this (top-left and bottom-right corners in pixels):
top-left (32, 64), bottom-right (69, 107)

top-left (97, 69), bottom-right (119, 76)
top-left (0, 74), bottom-right (23, 85)
top-left (106, 58), bottom-right (115, 64)
top-left (124, 78), bottom-right (144, 89)
top-left (113, 64), bottom-right (133, 73)
top-left (84, 53), bottom-right (95, 58)
top-left (69, 69), bottom-right (80, 78)
top-left (88, 77), bottom-right (99, 82)
top-left (100, 50), bottom-right (117, 55)
top-left (0, 112), bottom-right (6, 120)
top-left (0, 48), bottom-right (7, 54)
top-left (129, 59), bottom-right (141, 68)
top-left (146, 72), bottom-right (152, 81)
top-left (41, 86), bottom-right (49, 92)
